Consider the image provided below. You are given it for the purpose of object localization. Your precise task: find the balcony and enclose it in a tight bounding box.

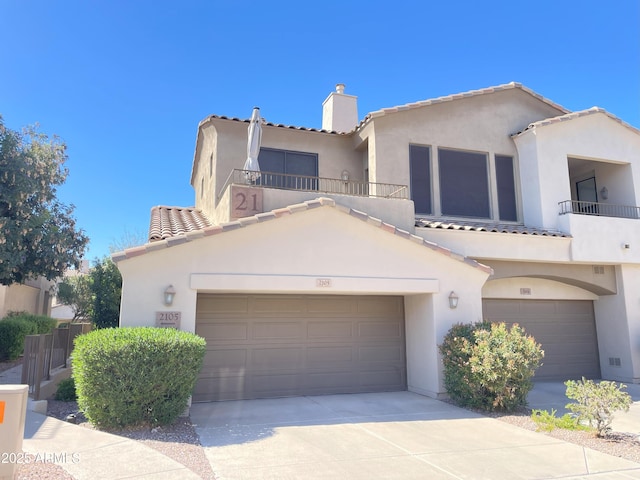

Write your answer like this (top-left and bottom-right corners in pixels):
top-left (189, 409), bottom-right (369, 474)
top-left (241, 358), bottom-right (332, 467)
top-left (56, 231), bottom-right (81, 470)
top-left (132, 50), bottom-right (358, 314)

top-left (558, 200), bottom-right (640, 219)
top-left (220, 169), bottom-right (409, 200)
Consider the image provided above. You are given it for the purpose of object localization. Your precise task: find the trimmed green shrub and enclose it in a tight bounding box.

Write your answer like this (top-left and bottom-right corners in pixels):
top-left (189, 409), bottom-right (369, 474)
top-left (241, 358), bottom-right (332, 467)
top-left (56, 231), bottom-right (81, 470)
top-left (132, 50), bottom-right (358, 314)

top-left (565, 377), bottom-right (632, 437)
top-left (439, 321), bottom-right (544, 411)
top-left (55, 377), bottom-right (77, 401)
top-left (0, 314), bottom-right (57, 361)
top-left (72, 327), bottom-right (206, 429)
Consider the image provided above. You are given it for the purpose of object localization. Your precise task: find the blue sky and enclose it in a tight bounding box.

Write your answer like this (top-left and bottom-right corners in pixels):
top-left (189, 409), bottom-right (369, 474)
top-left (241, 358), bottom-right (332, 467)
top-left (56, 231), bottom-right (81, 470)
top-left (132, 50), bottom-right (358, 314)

top-left (1, 1), bottom-right (638, 260)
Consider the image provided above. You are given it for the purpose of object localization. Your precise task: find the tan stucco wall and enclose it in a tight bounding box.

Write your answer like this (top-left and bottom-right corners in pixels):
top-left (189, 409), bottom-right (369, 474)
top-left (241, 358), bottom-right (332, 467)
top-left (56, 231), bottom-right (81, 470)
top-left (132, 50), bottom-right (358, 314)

top-left (193, 117), bottom-right (363, 222)
top-left (117, 205), bottom-right (489, 397)
top-left (361, 88), bottom-right (564, 219)
top-left (594, 264), bottom-right (640, 383)
top-left (514, 113), bottom-right (640, 231)
top-left (1, 284), bottom-right (42, 318)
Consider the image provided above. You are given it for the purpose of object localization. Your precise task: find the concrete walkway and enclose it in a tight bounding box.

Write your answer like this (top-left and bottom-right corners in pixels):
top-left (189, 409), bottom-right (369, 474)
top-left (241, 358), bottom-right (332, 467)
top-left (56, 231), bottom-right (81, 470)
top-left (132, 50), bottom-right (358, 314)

top-left (4, 360), bottom-right (640, 479)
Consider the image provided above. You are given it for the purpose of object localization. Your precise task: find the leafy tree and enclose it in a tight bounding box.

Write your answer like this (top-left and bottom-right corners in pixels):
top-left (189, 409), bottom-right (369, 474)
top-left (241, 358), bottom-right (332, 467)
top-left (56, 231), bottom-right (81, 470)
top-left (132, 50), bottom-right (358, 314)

top-left (0, 117), bottom-right (88, 285)
top-left (57, 274), bottom-right (93, 321)
top-left (57, 256), bottom-right (122, 328)
top-left (90, 257), bottom-right (121, 329)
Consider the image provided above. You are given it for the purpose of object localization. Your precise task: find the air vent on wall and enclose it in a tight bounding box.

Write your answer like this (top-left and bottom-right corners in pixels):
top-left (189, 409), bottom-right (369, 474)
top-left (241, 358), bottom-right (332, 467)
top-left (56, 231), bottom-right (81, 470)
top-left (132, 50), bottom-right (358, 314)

top-left (593, 266), bottom-right (605, 275)
top-left (609, 357), bottom-right (621, 367)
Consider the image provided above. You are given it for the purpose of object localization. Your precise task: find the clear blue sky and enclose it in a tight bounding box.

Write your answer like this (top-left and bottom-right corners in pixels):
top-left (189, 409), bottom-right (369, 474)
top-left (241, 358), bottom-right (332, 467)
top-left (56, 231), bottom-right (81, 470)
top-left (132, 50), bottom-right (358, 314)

top-left (1, 1), bottom-right (638, 260)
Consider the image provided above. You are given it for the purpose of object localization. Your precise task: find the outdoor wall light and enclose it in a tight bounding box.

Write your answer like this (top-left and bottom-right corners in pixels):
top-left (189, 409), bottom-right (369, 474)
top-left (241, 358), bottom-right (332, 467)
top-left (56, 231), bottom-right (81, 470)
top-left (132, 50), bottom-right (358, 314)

top-left (341, 170), bottom-right (350, 182)
top-left (163, 285), bottom-right (176, 306)
top-left (600, 187), bottom-right (608, 200)
top-left (448, 291), bottom-right (459, 309)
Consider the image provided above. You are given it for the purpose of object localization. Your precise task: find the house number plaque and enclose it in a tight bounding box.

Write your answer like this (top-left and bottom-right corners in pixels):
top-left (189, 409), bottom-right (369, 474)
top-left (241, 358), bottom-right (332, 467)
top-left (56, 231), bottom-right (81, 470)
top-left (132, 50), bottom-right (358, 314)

top-left (231, 185), bottom-right (263, 219)
top-left (155, 311), bottom-right (181, 329)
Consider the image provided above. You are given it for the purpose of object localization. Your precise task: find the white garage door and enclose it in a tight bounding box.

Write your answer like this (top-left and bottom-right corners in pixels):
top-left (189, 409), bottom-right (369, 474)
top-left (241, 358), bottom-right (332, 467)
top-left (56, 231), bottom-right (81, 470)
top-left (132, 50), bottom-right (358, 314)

top-left (194, 294), bottom-right (407, 402)
top-left (483, 299), bottom-right (600, 381)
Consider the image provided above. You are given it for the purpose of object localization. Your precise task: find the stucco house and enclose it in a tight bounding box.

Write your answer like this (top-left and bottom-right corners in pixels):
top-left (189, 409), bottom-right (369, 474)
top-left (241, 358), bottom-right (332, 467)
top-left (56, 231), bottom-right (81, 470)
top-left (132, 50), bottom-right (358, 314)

top-left (0, 277), bottom-right (54, 319)
top-left (114, 82), bottom-right (640, 402)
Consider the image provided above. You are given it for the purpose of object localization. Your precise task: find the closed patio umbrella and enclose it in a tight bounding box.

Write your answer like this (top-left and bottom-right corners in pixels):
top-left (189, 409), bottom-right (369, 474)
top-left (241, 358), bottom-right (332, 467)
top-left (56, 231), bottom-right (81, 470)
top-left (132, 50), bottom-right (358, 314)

top-left (243, 107), bottom-right (262, 183)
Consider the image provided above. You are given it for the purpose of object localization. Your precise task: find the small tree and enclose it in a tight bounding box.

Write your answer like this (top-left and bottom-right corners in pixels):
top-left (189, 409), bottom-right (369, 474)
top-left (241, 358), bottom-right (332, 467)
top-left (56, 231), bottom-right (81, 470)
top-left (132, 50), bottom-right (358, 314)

top-left (57, 274), bottom-right (93, 321)
top-left (56, 256), bottom-right (122, 328)
top-left (565, 378), bottom-right (632, 437)
top-left (0, 117), bottom-right (88, 285)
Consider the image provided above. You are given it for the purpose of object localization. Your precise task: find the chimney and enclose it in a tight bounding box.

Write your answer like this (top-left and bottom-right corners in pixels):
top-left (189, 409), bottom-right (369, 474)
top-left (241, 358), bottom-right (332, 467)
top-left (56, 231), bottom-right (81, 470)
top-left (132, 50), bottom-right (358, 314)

top-left (322, 83), bottom-right (358, 133)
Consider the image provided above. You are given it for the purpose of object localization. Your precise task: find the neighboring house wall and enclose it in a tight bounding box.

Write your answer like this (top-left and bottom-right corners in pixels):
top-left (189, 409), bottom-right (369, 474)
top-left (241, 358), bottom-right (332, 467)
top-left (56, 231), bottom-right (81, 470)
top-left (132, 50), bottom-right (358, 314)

top-left (0, 277), bottom-right (54, 318)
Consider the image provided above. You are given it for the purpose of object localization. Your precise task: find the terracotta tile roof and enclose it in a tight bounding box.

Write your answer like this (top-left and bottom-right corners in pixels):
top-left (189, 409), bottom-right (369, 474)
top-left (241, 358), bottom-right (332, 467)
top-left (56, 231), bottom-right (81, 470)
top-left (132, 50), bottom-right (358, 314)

top-left (114, 198), bottom-right (492, 275)
top-left (415, 218), bottom-right (570, 237)
top-left (148, 206), bottom-right (212, 241)
top-left (357, 82), bottom-right (569, 130)
top-left (513, 107), bottom-right (640, 137)
top-left (198, 115), bottom-right (345, 135)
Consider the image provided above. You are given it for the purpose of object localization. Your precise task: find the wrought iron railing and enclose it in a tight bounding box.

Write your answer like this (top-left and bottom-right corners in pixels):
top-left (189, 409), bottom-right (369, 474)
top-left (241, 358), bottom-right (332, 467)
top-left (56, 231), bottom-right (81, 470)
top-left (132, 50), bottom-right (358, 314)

top-left (220, 169), bottom-right (409, 200)
top-left (559, 200), bottom-right (640, 219)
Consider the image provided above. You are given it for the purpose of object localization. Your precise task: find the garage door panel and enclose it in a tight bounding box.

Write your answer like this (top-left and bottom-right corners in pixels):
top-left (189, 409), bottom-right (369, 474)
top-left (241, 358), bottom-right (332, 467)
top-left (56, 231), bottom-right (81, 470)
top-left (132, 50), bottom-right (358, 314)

top-left (252, 296), bottom-right (306, 314)
top-left (202, 349), bottom-right (248, 369)
top-left (195, 294), bottom-right (406, 401)
top-left (359, 345), bottom-right (404, 363)
top-left (483, 299), bottom-right (600, 381)
top-left (197, 295), bottom-right (250, 314)
top-left (359, 369), bottom-right (404, 387)
top-left (197, 323), bottom-right (248, 341)
top-left (357, 297), bottom-right (404, 315)
top-left (307, 321), bottom-right (353, 338)
top-left (253, 322), bottom-right (304, 339)
top-left (306, 346), bottom-right (354, 364)
top-left (358, 321), bottom-right (403, 338)
top-left (307, 297), bottom-right (356, 314)
top-left (251, 347), bottom-right (304, 369)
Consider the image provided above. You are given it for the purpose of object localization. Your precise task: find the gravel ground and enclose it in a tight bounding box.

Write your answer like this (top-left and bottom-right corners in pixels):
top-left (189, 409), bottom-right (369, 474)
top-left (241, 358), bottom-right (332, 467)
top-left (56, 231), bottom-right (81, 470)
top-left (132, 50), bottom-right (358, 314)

top-left (15, 399), bottom-right (640, 479)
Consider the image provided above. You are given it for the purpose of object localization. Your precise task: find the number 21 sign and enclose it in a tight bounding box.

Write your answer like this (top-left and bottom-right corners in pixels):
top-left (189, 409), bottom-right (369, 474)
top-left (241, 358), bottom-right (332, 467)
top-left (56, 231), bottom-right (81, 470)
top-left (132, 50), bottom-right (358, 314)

top-left (231, 185), bottom-right (264, 219)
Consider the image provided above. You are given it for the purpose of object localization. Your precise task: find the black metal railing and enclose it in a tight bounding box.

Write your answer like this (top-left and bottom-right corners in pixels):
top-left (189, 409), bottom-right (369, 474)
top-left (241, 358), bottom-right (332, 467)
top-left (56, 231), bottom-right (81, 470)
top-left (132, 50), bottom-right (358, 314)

top-left (559, 200), bottom-right (640, 219)
top-left (220, 169), bottom-right (409, 200)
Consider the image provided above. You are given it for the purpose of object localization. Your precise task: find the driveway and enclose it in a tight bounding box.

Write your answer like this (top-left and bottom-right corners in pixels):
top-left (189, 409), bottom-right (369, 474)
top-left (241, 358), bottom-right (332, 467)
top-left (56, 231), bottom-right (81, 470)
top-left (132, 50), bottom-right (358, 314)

top-left (190, 391), bottom-right (640, 480)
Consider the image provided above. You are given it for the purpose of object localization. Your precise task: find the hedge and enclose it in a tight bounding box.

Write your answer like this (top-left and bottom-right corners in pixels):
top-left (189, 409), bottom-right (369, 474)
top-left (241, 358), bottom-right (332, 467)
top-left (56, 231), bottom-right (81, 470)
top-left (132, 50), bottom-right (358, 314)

top-left (0, 313), bottom-right (57, 361)
top-left (72, 327), bottom-right (206, 428)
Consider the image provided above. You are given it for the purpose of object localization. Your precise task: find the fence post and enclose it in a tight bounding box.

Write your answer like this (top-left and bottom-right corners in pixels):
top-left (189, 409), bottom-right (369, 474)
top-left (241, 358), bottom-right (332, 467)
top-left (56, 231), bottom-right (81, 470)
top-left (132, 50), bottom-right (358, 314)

top-left (33, 335), bottom-right (46, 401)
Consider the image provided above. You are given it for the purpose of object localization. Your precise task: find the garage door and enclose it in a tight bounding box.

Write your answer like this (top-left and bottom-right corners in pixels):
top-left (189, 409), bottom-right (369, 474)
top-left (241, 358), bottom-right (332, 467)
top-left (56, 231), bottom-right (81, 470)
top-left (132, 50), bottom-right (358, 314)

top-left (194, 294), bottom-right (407, 402)
top-left (483, 299), bottom-right (600, 381)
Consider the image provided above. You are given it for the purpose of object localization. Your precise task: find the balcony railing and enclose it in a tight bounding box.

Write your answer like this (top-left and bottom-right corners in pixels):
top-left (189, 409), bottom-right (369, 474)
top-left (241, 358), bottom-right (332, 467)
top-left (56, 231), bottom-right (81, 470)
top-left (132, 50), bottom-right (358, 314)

top-left (559, 200), bottom-right (640, 219)
top-left (220, 169), bottom-right (409, 200)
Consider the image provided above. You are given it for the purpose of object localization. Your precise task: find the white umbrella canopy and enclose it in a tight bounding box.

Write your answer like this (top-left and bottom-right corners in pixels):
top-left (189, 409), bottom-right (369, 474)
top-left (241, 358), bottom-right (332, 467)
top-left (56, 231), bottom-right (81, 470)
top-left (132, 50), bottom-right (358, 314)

top-left (243, 107), bottom-right (262, 182)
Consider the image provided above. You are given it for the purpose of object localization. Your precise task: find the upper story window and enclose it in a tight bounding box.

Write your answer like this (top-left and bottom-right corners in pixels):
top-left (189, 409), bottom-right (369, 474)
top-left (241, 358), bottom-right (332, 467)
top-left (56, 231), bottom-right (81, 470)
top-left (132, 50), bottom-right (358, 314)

top-left (439, 148), bottom-right (490, 218)
top-left (495, 154), bottom-right (517, 221)
top-left (409, 145), bottom-right (432, 214)
top-left (410, 145), bottom-right (518, 222)
top-left (258, 148), bottom-right (318, 189)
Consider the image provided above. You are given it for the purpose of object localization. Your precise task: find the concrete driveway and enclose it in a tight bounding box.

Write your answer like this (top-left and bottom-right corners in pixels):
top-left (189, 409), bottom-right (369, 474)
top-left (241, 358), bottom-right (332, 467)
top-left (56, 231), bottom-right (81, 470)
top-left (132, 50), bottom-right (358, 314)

top-left (190, 391), bottom-right (640, 480)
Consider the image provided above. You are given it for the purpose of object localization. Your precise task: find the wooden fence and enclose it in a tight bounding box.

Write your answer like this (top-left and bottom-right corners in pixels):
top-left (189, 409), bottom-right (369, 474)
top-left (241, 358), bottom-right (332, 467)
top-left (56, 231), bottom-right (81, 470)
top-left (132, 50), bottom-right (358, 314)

top-left (21, 323), bottom-right (92, 399)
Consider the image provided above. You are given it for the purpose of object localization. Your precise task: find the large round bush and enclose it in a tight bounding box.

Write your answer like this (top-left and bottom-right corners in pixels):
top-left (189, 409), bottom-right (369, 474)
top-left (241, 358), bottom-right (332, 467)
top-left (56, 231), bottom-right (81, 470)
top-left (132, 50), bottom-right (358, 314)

top-left (439, 321), bottom-right (543, 411)
top-left (72, 327), bottom-right (206, 428)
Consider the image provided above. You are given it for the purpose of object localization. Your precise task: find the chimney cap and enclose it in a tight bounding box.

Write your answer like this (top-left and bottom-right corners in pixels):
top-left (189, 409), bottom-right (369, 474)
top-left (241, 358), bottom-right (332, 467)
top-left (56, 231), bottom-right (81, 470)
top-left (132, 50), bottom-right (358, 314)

top-left (336, 83), bottom-right (345, 94)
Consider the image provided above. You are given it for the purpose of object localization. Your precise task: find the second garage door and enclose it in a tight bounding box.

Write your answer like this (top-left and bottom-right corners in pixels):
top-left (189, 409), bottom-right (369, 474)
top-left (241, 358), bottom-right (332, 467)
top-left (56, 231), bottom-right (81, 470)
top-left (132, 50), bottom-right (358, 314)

top-left (483, 299), bottom-right (601, 381)
top-left (194, 294), bottom-right (407, 402)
